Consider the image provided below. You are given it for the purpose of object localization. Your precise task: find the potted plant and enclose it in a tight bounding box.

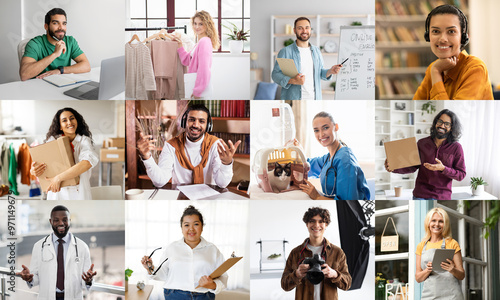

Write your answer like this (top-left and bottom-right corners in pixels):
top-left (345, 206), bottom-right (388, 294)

top-left (330, 81), bottom-right (336, 91)
top-left (222, 22), bottom-right (250, 54)
top-left (125, 268), bottom-right (133, 292)
top-left (471, 177), bottom-right (488, 196)
top-left (284, 38), bottom-right (294, 47)
top-left (421, 101), bottom-right (436, 116)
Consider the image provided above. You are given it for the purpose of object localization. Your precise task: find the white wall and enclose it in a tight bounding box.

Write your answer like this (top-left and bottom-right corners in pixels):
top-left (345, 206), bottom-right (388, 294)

top-left (0, 0), bottom-right (125, 84)
top-left (250, 0), bottom-right (374, 83)
top-left (212, 53), bottom-right (250, 99)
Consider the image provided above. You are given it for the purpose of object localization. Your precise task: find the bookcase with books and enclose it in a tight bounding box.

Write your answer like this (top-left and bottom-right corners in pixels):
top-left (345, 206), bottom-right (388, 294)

top-left (374, 100), bottom-right (442, 197)
top-left (126, 100), bottom-right (250, 190)
top-left (375, 0), bottom-right (469, 99)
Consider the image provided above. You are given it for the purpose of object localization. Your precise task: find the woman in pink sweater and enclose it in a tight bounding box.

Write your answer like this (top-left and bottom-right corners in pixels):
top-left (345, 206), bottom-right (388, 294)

top-left (175, 11), bottom-right (220, 99)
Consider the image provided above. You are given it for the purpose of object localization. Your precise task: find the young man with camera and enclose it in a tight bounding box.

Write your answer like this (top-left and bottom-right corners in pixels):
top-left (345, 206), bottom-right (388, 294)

top-left (281, 207), bottom-right (351, 300)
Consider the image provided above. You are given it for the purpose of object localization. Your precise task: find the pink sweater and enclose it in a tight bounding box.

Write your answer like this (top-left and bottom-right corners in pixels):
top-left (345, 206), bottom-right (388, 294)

top-left (177, 37), bottom-right (213, 97)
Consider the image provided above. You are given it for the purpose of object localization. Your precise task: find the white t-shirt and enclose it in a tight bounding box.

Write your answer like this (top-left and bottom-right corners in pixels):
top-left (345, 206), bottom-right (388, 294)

top-left (298, 46), bottom-right (315, 100)
top-left (307, 245), bottom-right (322, 300)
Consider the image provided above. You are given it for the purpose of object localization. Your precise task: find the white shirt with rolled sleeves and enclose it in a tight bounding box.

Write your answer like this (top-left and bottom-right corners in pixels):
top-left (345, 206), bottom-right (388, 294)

top-left (27, 232), bottom-right (92, 300)
top-left (46, 134), bottom-right (99, 200)
top-left (142, 134), bottom-right (233, 188)
top-left (150, 237), bottom-right (228, 294)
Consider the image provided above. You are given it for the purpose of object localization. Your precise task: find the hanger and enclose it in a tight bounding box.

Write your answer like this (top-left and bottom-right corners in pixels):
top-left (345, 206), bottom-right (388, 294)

top-left (128, 33), bottom-right (141, 44)
top-left (142, 28), bottom-right (174, 43)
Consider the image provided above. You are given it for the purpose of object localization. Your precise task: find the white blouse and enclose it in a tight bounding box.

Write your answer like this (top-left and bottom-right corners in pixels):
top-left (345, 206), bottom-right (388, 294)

top-left (46, 134), bottom-right (99, 200)
top-left (150, 237), bottom-right (227, 294)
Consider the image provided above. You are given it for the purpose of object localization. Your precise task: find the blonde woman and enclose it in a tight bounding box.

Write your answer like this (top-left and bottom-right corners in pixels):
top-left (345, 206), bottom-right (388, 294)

top-left (415, 208), bottom-right (464, 299)
top-left (175, 11), bottom-right (220, 100)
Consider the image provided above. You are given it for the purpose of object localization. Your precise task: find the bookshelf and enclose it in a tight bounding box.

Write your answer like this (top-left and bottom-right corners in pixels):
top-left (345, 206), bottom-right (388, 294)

top-left (374, 100), bottom-right (443, 194)
top-left (375, 0), bottom-right (469, 99)
top-left (271, 14), bottom-right (374, 100)
top-left (126, 100), bottom-right (250, 190)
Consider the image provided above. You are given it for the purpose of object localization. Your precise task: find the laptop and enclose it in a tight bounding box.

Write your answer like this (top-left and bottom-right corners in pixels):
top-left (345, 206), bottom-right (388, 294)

top-left (64, 56), bottom-right (124, 100)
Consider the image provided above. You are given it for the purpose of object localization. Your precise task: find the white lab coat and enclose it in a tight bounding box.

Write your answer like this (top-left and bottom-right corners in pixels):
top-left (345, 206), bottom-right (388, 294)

top-left (28, 233), bottom-right (92, 300)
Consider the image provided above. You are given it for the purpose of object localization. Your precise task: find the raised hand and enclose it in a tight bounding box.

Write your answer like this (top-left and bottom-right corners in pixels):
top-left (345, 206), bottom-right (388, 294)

top-left (137, 132), bottom-right (156, 160)
top-left (423, 158), bottom-right (445, 172)
top-left (82, 264), bottom-right (97, 283)
top-left (16, 265), bottom-right (34, 283)
top-left (217, 139), bottom-right (241, 165)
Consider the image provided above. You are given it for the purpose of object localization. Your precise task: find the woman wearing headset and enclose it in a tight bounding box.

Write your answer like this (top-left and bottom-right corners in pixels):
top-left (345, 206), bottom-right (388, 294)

top-left (416, 207), bottom-right (464, 299)
top-left (174, 11), bottom-right (219, 100)
top-left (30, 107), bottom-right (98, 200)
top-left (413, 4), bottom-right (493, 100)
top-left (141, 205), bottom-right (227, 300)
top-left (295, 111), bottom-right (370, 200)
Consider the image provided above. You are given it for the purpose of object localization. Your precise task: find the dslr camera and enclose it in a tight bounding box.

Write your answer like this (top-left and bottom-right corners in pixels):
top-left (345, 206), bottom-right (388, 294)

top-left (302, 254), bottom-right (325, 285)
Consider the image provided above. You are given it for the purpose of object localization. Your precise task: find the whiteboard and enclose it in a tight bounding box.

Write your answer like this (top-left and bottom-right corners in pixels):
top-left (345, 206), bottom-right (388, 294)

top-left (335, 26), bottom-right (375, 100)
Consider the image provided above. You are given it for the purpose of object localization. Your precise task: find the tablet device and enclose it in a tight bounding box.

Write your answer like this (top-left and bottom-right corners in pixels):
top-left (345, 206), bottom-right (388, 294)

top-left (431, 249), bottom-right (455, 273)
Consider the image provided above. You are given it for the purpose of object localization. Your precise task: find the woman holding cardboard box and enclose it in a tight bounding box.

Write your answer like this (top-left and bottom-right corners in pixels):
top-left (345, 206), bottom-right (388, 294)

top-left (415, 208), bottom-right (464, 299)
top-left (30, 107), bottom-right (98, 200)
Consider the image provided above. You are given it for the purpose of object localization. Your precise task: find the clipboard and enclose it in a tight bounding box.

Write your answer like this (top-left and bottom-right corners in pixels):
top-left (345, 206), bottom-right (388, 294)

top-left (195, 256), bottom-right (243, 288)
top-left (431, 249), bottom-right (455, 273)
top-left (276, 58), bottom-right (299, 77)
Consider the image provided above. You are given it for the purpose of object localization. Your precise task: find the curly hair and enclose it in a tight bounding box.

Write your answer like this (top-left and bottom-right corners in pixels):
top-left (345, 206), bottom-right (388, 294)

top-left (430, 109), bottom-right (462, 143)
top-left (303, 207), bottom-right (331, 225)
top-left (192, 10), bottom-right (220, 50)
top-left (422, 207), bottom-right (452, 243)
top-left (180, 205), bottom-right (205, 227)
top-left (46, 107), bottom-right (93, 143)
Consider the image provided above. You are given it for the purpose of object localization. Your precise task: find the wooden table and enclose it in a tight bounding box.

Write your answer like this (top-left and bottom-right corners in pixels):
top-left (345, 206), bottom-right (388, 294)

top-left (125, 284), bottom-right (153, 300)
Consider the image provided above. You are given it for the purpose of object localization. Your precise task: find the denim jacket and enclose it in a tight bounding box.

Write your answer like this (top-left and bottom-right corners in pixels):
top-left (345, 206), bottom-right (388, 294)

top-left (272, 41), bottom-right (332, 100)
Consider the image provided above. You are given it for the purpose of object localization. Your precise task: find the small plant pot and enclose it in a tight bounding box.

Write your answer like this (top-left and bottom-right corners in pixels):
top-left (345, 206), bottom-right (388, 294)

top-left (229, 40), bottom-right (244, 54)
top-left (125, 281), bottom-right (128, 292)
top-left (472, 185), bottom-right (484, 196)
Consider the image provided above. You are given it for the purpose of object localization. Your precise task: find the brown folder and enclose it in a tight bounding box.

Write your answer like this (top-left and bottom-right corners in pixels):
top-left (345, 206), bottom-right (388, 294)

top-left (29, 136), bottom-right (79, 192)
top-left (384, 137), bottom-right (421, 170)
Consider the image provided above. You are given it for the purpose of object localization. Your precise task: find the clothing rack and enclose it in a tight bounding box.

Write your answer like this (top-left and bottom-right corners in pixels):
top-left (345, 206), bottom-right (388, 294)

top-left (125, 25), bottom-right (187, 34)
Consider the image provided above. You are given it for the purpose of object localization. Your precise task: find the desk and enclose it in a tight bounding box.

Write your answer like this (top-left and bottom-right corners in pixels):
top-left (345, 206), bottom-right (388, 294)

top-left (0, 68), bottom-right (124, 100)
top-left (377, 186), bottom-right (498, 200)
top-left (125, 284), bottom-right (153, 300)
top-left (140, 184), bottom-right (249, 200)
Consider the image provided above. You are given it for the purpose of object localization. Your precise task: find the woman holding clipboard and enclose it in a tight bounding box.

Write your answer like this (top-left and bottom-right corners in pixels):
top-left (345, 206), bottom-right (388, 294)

top-left (415, 208), bottom-right (464, 299)
top-left (141, 205), bottom-right (227, 299)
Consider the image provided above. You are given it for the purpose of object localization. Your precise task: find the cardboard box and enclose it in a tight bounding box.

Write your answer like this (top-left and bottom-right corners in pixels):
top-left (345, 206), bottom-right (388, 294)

top-left (384, 137), bottom-right (421, 170)
top-left (103, 137), bottom-right (125, 148)
top-left (29, 136), bottom-right (79, 191)
top-left (100, 148), bottom-right (125, 162)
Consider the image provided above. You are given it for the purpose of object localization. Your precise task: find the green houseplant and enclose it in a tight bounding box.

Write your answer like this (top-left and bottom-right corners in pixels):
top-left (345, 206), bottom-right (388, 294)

top-left (470, 177), bottom-right (488, 196)
top-left (125, 268), bottom-right (133, 292)
top-left (222, 22), bottom-right (250, 54)
top-left (421, 101), bottom-right (436, 116)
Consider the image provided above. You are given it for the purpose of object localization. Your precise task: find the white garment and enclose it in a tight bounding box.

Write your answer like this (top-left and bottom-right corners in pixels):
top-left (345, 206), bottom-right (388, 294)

top-left (46, 135), bottom-right (99, 200)
top-left (28, 232), bottom-right (92, 300)
top-left (150, 237), bottom-right (227, 294)
top-left (142, 134), bottom-right (233, 188)
top-left (307, 245), bottom-right (322, 300)
top-left (298, 46), bottom-right (315, 100)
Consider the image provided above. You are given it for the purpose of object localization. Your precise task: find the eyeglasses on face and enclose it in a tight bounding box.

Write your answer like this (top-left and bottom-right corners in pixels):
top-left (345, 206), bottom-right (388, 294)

top-left (436, 119), bottom-right (452, 128)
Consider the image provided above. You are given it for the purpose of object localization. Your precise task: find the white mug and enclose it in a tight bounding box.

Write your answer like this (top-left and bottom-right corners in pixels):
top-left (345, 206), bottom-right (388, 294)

top-left (125, 189), bottom-right (144, 200)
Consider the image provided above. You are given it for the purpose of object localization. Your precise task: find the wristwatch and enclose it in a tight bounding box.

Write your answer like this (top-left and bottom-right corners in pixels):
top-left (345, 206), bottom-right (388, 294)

top-left (58, 66), bottom-right (64, 74)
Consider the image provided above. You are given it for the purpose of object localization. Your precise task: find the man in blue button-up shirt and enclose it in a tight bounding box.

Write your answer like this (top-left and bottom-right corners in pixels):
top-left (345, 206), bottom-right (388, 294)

top-left (272, 17), bottom-right (342, 100)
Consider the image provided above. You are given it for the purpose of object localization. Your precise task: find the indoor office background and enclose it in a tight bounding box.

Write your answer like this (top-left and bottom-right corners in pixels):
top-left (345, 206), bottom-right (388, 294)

top-left (125, 200), bottom-right (250, 300)
top-left (12, 200), bottom-right (125, 300)
top-left (0, 0), bottom-right (125, 85)
top-left (0, 100), bottom-right (125, 199)
top-left (126, 0), bottom-right (250, 99)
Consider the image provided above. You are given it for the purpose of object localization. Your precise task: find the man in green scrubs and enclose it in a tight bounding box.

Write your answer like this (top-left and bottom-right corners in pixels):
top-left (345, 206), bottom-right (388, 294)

top-left (19, 8), bottom-right (90, 81)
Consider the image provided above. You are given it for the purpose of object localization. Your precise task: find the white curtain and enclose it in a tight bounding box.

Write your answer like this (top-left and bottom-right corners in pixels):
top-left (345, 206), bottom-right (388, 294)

top-left (125, 200), bottom-right (249, 300)
top-left (445, 101), bottom-right (500, 198)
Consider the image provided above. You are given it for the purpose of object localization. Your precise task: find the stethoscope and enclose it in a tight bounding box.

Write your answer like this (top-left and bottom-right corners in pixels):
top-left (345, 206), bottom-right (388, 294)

top-left (322, 140), bottom-right (347, 198)
top-left (41, 234), bottom-right (79, 263)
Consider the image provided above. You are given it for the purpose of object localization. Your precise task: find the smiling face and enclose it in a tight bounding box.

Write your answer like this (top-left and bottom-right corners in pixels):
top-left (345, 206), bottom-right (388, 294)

top-left (45, 14), bottom-right (67, 41)
top-left (294, 19), bottom-right (311, 42)
top-left (428, 212), bottom-right (444, 237)
top-left (50, 210), bottom-right (70, 239)
top-left (313, 117), bottom-right (338, 148)
top-left (59, 110), bottom-right (78, 137)
top-left (193, 17), bottom-right (207, 37)
top-left (182, 214), bottom-right (203, 248)
top-left (435, 113), bottom-right (452, 140)
top-left (185, 110), bottom-right (208, 142)
top-left (307, 215), bottom-right (327, 240)
top-left (429, 14), bottom-right (462, 59)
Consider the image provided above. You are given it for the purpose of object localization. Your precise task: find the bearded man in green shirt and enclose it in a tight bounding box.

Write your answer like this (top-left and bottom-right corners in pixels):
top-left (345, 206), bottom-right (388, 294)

top-left (20, 8), bottom-right (90, 81)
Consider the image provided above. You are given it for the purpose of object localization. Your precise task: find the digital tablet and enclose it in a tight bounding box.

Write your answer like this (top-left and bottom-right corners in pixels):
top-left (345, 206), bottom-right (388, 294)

top-left (431, 249), bottom-right (455, 273)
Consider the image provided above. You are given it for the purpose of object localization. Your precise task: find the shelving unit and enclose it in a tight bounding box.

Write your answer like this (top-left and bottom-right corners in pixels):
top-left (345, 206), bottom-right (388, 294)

top-left (375, 0), bottom-right (469, 99)
top-left (374, 100), bottom-right (443, 194)
top-left (271, 14), bottom-right (374, 100)
top-left (126, 100), bottom-right (250, 190)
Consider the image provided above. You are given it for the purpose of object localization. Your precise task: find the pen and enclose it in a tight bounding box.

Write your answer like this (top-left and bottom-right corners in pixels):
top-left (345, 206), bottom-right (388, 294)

top-left (52, 35), bottom-right (59, 41)
top-left (340, 58), bottom-right (349, 65)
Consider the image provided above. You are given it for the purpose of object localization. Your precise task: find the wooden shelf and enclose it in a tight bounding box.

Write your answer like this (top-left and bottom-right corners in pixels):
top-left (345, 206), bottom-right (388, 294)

top-left (213, 117), bottom-right (250, 121)
top-left (377, 67), bottom-right (427, 75)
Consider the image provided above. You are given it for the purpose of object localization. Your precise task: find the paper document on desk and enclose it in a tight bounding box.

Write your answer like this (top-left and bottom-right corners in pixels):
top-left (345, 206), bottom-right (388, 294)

top-left (201, 191), bottom-right (248, 200)
top-left (276, 58), bottom-right (299, 78)
top-left (43, 73), bottom-right (91, 87)
top-left (177, 184), bottom-right (220, 200)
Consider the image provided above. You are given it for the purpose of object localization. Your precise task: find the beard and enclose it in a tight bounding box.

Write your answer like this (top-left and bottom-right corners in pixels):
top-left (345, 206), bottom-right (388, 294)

top-left (48, 27), bottom-right (66, 40)
top-left (296, 32), bottom-right (310, 42)
top-left (435, 127), bottom-right (450, 140)
top-left (52, 224), bottom-right (70, 239)
top-left (186, 126), bottom-right (205, 142)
